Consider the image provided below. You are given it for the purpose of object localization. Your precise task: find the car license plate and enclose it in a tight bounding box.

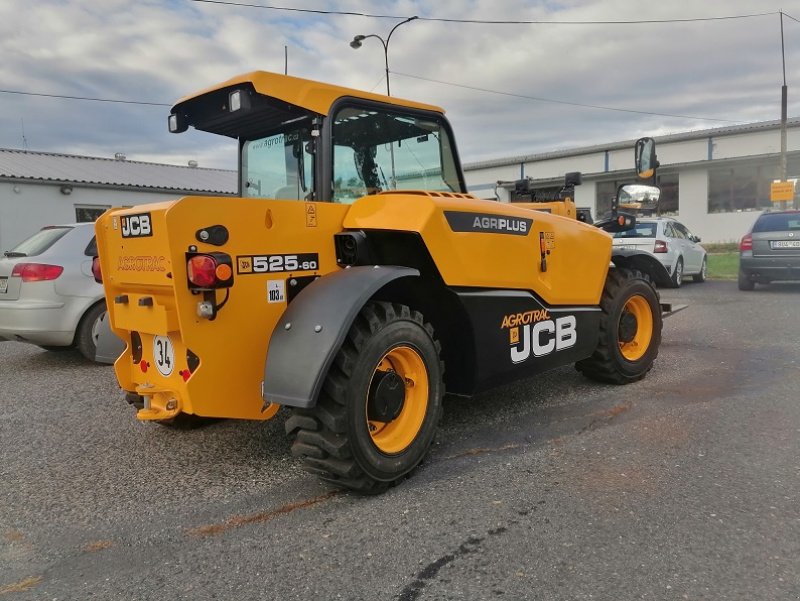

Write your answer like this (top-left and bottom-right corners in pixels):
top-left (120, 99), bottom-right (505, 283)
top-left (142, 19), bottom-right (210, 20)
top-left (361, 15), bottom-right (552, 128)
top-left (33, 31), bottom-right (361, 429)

top-left (771, 240), bottom-right (800, 249)
top-left (0, 277), bottom-right (7, 294)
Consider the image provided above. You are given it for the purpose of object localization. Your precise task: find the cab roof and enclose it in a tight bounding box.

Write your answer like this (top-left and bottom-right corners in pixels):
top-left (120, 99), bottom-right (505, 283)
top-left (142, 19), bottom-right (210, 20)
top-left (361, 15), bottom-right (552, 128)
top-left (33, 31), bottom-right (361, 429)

top-left (173, 70), bottom-right (445, 117)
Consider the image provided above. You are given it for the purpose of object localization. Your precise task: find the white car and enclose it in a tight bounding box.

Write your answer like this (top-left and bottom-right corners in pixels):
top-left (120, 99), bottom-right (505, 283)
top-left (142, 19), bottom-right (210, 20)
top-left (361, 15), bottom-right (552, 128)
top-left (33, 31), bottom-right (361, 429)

top-left (0, 223), bottom-right (107, 360)
top-left (611, 217), bottom-right (707, 287)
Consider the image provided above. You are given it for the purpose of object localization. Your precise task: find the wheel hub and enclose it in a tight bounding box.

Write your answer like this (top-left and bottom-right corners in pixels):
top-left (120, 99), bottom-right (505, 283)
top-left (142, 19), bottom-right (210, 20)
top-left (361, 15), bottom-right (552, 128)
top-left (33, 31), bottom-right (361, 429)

top-left (367, 369), bottom-right (406, 422)
top-left (618, 311), bottom-right (638, 343)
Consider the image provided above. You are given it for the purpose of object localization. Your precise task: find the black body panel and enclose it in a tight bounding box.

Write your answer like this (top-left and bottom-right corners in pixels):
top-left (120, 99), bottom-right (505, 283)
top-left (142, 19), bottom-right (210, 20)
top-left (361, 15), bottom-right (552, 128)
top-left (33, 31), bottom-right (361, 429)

top-left (457, 289), bottom-right (601, 394)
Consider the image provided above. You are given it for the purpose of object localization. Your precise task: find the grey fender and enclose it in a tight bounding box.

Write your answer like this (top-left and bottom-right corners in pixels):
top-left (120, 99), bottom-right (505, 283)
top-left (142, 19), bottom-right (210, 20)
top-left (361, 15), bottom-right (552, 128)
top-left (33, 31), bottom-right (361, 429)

top-left (94, 310), bottom-right (127, 364)
top-left (611, 249), bottom-right (673, 288)
top-left (262, 265), bottom-right (420, 409)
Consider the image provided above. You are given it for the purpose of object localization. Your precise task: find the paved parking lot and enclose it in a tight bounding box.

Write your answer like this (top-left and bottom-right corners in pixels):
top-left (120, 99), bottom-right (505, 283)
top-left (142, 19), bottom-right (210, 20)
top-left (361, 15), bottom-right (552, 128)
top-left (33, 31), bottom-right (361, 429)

top-left (2, 280), bottom-right (799, 600)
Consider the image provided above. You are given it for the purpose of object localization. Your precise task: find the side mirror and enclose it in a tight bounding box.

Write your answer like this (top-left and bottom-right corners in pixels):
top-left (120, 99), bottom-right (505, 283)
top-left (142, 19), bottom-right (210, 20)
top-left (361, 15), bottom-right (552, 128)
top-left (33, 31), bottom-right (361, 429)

top-left (617, 183), bottom-right (660, 214)
top-left (691, 235), bottom-right (702, 243)
top-left (635, 137), bottom-right (659, 180)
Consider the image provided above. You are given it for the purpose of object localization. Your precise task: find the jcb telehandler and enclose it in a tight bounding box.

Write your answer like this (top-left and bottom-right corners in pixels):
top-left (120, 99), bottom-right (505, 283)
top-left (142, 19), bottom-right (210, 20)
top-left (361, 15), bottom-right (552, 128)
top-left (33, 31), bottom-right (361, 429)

top-left (95, 71), bottom-right (672, 492)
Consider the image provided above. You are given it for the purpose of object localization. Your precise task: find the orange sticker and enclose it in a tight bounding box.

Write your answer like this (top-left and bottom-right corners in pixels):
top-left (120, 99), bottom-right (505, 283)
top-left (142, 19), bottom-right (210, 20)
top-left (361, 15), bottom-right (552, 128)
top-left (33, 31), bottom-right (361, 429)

top-left (305, 203), bottom-right (317, 227)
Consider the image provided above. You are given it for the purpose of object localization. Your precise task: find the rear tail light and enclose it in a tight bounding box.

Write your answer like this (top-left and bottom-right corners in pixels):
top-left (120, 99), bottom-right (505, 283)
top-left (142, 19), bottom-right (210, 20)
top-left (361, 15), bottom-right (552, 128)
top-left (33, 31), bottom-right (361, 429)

top-left (653, 240), bottom-right (668, 253)
top-left (92, 257), bottom-right (103, 283)
top-left (11, 263), bottom-right (64, 282)
top-left (186, 252), bottom-right (234, 290)
top-left (740, 233), bottom-right (753, 251)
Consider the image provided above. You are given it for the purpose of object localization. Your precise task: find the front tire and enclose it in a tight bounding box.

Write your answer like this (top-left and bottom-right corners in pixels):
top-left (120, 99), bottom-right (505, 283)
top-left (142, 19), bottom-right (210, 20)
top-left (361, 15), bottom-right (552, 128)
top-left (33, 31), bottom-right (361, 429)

top-left (286, 302), bottom-right (444, 493)
top-left (576, 268), bottom-right (662, 384)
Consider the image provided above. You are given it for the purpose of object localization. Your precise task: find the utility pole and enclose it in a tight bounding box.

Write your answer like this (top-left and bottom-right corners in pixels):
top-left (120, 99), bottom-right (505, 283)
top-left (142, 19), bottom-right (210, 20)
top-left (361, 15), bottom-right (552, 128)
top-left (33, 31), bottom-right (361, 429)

top-left (780, 11), bottom-right (790, 209)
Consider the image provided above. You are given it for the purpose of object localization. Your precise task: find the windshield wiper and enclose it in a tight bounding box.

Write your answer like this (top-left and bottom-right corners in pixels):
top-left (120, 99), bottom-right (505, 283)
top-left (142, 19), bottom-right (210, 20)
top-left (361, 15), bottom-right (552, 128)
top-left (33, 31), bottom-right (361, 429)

top-left (3, 251), bottom-right (26, 258)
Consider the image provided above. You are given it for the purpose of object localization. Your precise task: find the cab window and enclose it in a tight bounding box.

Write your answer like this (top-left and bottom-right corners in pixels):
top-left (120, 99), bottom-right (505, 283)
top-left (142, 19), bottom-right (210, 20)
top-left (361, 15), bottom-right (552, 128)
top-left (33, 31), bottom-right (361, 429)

top-left (241, 126), bottom-right (314, 199)
top-left (331, 106), bottom-right (460, 204)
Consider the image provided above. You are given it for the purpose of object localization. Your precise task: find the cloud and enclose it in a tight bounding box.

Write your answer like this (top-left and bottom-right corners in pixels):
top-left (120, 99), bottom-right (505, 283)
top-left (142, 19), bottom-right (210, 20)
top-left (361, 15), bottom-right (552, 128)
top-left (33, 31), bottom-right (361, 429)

top-left (0, 0), bottom-right (798, 170)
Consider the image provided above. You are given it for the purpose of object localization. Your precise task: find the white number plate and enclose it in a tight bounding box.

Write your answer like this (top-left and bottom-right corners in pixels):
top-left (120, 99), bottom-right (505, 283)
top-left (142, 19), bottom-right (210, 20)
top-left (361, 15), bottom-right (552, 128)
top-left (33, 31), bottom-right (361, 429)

top-left (0, 277), bottom-right (7, 294)
top-left (153, 335), bottom-right (175, 377)
top-left (771, 240), bottom-right (800, 249)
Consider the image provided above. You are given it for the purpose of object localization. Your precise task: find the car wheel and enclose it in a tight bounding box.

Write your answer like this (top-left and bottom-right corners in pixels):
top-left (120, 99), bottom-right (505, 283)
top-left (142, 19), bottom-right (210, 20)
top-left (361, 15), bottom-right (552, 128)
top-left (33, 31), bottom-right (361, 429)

top-left (692, 257), bottom-right (707, 283)
top-left (75, 302), bottom-right (107, 361)
top-left (670, 257), bottom-right (684, 288)
top-left (738, 269), bottom-right (755, 291)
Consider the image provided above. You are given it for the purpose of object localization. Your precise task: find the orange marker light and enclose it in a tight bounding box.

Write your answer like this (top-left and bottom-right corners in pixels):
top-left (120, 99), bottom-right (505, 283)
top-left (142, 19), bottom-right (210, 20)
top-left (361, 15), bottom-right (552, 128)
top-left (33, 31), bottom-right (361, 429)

top-left (215, 263), bottom-right (232, 281)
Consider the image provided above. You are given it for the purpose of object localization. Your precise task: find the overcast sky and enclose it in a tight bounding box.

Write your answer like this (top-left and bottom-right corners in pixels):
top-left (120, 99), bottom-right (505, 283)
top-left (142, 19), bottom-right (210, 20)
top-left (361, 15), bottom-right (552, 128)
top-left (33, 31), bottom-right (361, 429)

top-left (1, 0), bottom-right (799, 171)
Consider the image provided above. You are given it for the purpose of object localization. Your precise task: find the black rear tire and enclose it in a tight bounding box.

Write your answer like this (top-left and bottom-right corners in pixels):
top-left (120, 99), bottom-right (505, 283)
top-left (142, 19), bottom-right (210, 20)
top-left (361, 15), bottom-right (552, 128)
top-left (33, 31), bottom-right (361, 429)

top-left (286, 301), bottom-right (444, 493)
top-left (738, 269), bottom-right (755, 291)
top-left (670, 257), bottom-right (684, 288)
top-left (576, 268), bottom-right (662, 384)
top-left (75, 302), bottom-right (107, 361)
top-left (692, 257), bottom-right (707, 283)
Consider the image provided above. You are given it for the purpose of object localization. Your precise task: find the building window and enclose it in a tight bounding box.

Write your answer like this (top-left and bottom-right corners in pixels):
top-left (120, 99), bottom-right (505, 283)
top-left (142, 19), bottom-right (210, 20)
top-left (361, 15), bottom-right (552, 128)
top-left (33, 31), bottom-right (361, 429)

top-left (75, 205), bottom-right (110, 222)
top-left (656, 173), bottom-right (679, 215)
top-left (708, 162), bottom-right (779, 213)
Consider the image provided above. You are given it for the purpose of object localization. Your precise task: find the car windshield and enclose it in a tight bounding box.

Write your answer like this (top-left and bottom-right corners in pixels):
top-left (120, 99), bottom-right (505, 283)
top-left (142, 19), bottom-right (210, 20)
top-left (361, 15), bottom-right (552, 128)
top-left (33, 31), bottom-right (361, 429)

top-left (6, 226), bottom-right (72, 257)
top-left (612, 223), bottom-right (657, 239)
top-left (753, 213), bottom-right (800, 232)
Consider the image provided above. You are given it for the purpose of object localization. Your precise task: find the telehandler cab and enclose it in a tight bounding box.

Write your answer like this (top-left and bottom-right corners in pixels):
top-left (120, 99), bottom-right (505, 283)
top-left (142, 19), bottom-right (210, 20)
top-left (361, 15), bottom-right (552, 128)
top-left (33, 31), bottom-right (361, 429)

top-left (95, 71), bottom-right (672, 492)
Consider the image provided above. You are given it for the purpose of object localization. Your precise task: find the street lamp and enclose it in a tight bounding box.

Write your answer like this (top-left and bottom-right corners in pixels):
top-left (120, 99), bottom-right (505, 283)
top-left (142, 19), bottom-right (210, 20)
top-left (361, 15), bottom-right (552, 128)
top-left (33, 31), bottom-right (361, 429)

top-left (350, 16), bottom-right (418, 96)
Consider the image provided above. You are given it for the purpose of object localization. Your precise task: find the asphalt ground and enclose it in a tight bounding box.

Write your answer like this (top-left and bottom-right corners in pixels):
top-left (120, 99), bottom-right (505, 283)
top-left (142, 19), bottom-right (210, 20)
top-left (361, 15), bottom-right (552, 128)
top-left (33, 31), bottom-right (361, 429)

top-left (1, 280), bottom-right (799, 600)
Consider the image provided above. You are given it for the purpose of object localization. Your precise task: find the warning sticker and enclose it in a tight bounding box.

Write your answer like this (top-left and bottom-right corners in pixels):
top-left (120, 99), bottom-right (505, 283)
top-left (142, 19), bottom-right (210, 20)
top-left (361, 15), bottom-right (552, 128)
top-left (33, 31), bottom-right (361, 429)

top-left (267, 280), bottom-right (286, 303)
top-left (305, 203), bottom-right (317, 227)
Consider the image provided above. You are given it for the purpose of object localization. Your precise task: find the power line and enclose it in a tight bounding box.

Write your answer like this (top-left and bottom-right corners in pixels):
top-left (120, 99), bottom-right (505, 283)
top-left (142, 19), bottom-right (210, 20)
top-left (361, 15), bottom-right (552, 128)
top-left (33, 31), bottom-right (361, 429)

top-left (0, 89), bottom-right (170, 107)
top-left (188, 1), bottom-right (778, 25)
top-left (393, 72), bottom-right (741, 123)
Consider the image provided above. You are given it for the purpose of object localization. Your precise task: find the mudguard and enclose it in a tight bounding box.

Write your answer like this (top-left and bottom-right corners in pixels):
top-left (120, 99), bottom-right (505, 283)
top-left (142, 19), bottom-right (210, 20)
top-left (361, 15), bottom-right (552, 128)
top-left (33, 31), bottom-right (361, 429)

top-left (262, 265), bottom-right (419, 409)
top-left (611, 249), bottom-right (672, 288)
top-left (94, 311), bottom-right (126, 364)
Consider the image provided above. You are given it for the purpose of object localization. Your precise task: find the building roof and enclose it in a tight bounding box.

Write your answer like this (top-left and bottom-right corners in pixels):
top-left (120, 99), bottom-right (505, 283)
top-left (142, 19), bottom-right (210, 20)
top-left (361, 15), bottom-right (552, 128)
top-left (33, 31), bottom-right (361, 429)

top-left (463, 116), bottom-right (800, 172)
top-left (0, 148), bottom-right (237, 194)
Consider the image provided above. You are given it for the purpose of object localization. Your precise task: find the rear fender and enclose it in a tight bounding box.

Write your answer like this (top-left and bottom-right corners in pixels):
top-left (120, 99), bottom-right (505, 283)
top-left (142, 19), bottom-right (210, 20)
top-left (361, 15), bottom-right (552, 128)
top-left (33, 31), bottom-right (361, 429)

top-left (611, 249), bottom-right (672, 288)
top-left (262, 265), bottom-right (419, 409)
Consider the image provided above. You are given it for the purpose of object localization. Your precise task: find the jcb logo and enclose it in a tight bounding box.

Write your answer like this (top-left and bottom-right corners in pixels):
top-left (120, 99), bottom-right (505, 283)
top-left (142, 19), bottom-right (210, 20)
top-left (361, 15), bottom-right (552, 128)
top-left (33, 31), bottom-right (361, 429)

top-left (510, 316), bottom-right (577, 364)
top-left (121, 213), bottom-right (152, 238)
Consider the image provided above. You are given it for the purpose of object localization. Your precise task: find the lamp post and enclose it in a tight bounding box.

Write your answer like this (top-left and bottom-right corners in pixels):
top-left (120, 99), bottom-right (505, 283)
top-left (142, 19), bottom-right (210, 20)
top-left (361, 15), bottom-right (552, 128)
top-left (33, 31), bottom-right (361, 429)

top-left (350, 16), bottom-right (418, 96)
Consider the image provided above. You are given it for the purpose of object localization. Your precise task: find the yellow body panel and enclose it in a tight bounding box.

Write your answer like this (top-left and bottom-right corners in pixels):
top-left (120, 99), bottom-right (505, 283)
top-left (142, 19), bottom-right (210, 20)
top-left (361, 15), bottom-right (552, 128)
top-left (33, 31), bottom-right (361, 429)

top-left (96, 198), bottom-right (349, 420)
top-left (97, 191), bottom-right (611, 420)
top-left (174, 71), bottom-right (444, 116)
top-left (514, 199), bottom-right (576, 220)
top-left (343, 192), bottom-right (612, 306)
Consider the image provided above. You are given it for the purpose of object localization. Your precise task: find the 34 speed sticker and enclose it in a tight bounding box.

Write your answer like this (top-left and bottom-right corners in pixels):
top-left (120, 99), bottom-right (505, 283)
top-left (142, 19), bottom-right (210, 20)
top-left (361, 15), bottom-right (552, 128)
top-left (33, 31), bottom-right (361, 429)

top-left (153, 335), bottom-right (175, 377)
top-left (236, 253), bottom-right (318, 274)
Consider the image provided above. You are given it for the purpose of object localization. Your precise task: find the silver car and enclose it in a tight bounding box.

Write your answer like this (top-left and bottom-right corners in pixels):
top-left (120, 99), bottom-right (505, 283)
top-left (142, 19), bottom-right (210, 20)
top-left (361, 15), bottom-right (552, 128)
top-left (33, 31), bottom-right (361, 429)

top-left (611, 217), bottom-right (707, 287)
top-left (0, 223), bottom-right (107, 360)
top-left (738, 210), bottom-right (800, 290)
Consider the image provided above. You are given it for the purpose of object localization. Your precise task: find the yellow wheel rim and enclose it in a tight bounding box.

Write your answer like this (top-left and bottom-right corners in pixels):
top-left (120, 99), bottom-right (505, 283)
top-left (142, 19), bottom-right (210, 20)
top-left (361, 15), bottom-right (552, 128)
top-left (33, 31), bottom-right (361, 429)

top-left (366, 346), bottom-right (429, 455)
top-left (618, 295), bottom-right (653, 361)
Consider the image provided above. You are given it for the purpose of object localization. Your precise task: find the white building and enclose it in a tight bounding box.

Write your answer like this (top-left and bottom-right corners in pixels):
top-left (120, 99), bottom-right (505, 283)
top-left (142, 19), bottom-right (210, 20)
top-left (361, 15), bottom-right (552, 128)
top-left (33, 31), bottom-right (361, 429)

top-left (463, 118), bottom-right (800, 243)
top-left (0, 149), bottom-right (236, 251)
top-left (3, 117), bottom-right (798, 249)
